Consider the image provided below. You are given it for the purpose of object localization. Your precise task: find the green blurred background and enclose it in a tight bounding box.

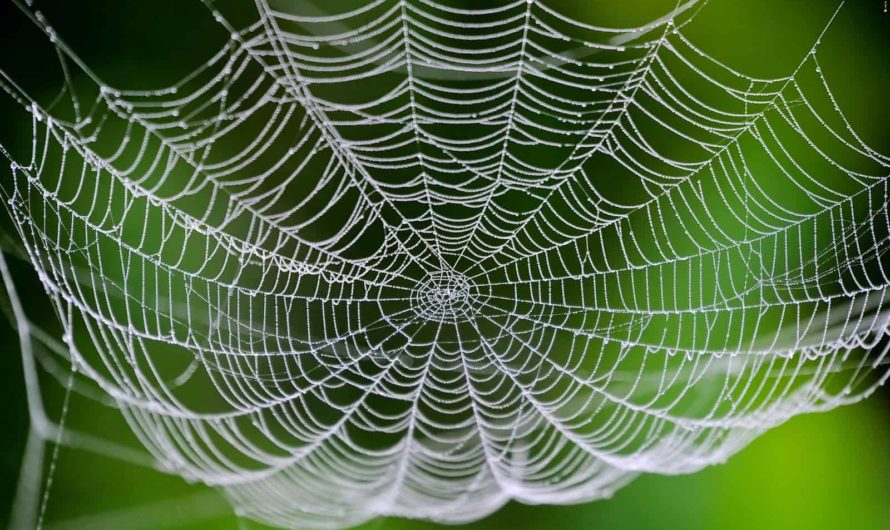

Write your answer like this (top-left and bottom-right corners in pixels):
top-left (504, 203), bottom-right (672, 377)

top-left (1, 0), bottom-right (889, 529)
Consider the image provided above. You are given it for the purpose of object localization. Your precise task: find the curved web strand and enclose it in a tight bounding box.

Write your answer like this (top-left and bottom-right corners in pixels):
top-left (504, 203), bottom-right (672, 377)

top-left (1, 1), bottom-right (889, 529)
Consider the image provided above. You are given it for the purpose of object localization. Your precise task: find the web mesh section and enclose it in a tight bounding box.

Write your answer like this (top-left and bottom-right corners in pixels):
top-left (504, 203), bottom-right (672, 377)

top-left (1, 0), bottom-right (889, 528)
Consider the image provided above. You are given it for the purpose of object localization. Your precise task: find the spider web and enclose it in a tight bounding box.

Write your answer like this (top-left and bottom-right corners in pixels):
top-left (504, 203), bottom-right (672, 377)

top-left (1, 0), bottom-right (890, 528)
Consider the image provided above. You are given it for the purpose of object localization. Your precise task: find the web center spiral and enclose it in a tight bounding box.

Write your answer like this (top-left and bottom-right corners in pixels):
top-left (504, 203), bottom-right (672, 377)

top-left (412, 270), bottom-right (477, 322)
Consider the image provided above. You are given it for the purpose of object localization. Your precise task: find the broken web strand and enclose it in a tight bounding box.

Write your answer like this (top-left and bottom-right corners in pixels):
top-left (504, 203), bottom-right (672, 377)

top-left (0, 251), bottom-right (75, 530)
